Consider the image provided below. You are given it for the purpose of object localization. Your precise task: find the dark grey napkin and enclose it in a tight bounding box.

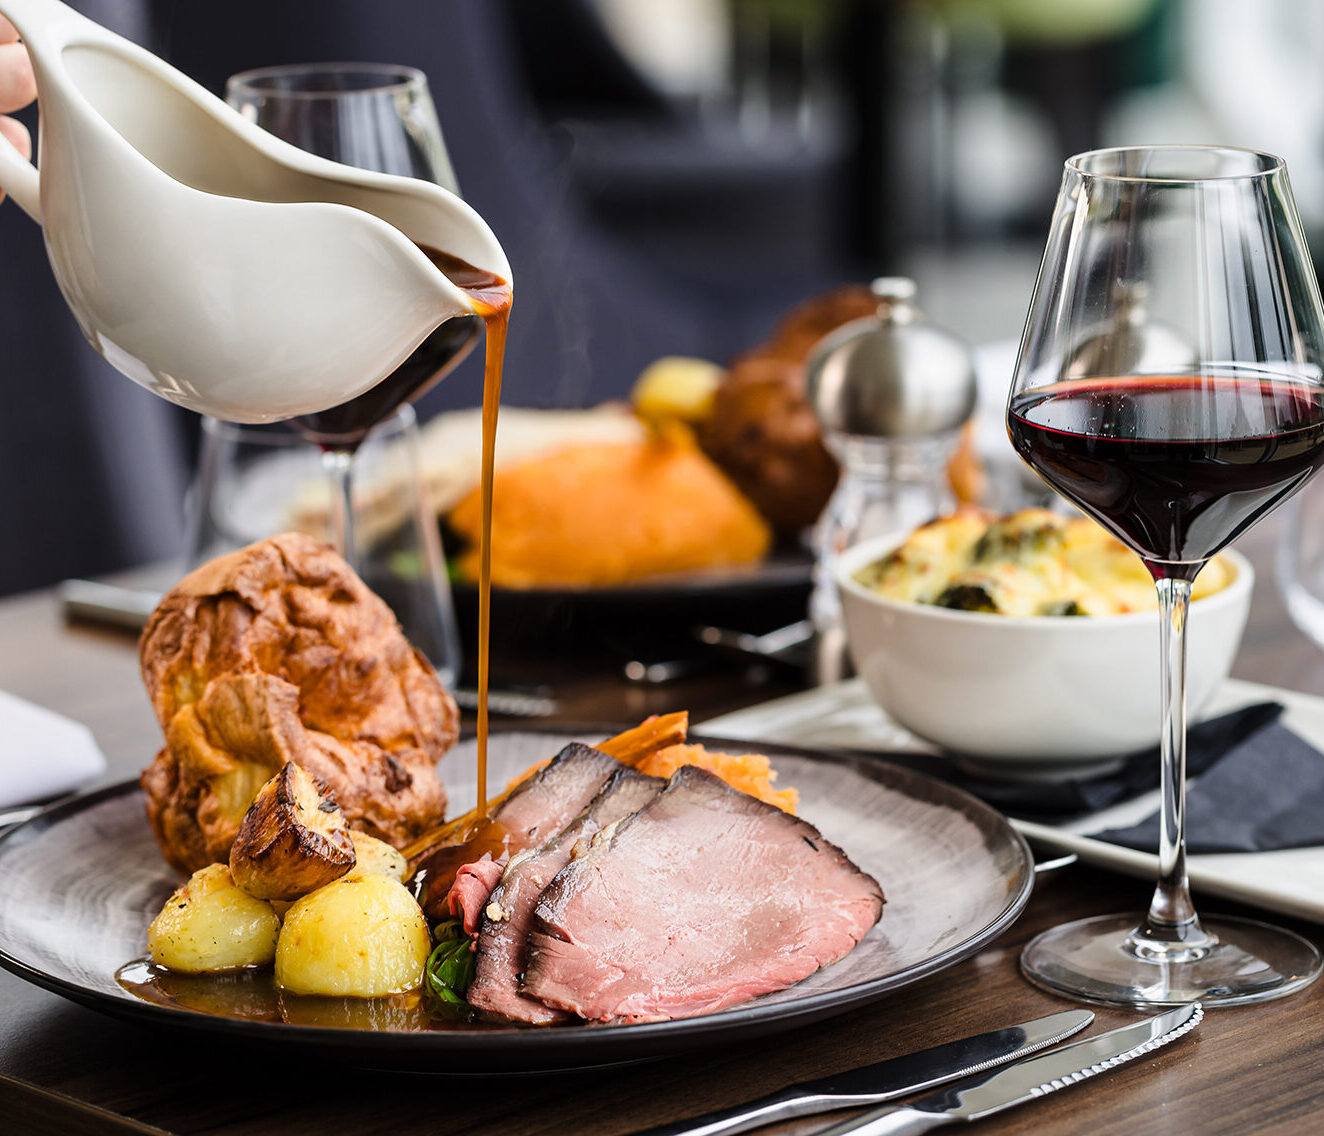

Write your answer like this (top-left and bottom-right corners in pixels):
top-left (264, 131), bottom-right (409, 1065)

top-left (1094, 716), bottom-right (1324, 853)
top-left (951, 702), bottom-right (1285, 824)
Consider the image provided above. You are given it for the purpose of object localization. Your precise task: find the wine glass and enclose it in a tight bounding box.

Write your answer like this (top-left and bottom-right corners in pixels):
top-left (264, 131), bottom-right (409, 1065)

top-left (184, 405), bottom-right (460, 685)
top-left (1008, 146), bottom-right (1324, 1007)
top-left (224, 63), bottom-right (483, 564)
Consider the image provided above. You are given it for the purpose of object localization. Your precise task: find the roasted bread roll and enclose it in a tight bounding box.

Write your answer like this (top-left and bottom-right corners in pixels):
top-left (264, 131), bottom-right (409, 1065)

top-left (761, 285), bottom-right (881, 363)
top-left (139, 532), bottom-right (457, 874)
top-left (696, 283), bottom-right (987, 533)
top-left (694, 287), bottom-right (884, 536)
top-left (697, 354), bottom-right (839, 536)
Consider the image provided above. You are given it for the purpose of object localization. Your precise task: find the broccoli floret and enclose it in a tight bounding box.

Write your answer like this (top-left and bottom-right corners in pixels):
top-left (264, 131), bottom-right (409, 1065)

top-left (932, 583), bottom-right (1000, 613)
top-left (1038, 599), bottom-right (1087, 617)
top-left (972, 515), bottom-right (1066, 565)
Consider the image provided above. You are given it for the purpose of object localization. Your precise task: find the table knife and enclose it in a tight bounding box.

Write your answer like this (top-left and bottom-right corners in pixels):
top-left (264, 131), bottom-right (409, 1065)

top-left (633, 1009), bottom-right (1092, 1136)
top-left (58, 578), bottom-right (162, 630)
top-left (814, 1002), bottom-right (1202, 1136)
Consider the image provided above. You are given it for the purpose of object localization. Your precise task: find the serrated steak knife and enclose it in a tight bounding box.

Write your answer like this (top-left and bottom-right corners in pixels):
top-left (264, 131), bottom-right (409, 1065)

top-left (634, 1009), bottom-right (1093, 1136)
top-left (814, 1002), bottom-right (1202, 1136)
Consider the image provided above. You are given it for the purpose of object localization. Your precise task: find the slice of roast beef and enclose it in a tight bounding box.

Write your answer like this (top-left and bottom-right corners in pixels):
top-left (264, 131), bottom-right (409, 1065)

top-left (446, 856), bottom-right (506, 935)
top-left (468, 766), bottom-right (666, 1023)
top-left (419, 742), bottom-right (621, 921)
top-left (522, 765), bottom-right (885, 1023)
top-left (492, 742), bottom-right (624, 842)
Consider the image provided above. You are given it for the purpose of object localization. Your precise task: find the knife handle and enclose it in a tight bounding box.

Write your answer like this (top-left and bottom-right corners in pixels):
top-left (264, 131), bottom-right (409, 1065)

top-left (631, 1088), bottom-right (834, 1136)
top-left (814, 1106), bottom-right (950, 1136)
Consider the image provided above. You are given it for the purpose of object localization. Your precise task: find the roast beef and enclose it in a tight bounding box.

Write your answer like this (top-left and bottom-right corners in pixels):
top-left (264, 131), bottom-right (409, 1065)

top-left (468, 766), bottom-right (665, 1023)
top-left (521, 765), bottom-right (884, 1023)
top-left (446, 856), bottom-right (506, 935)
top-left (492, 742), bottom-right (623, 842)
top-left (421, 742), bottom-right (621, 921)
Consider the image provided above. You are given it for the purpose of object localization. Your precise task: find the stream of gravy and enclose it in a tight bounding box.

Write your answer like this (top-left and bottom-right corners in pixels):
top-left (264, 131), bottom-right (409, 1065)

top-left (435, 251), bottom-right (512, 820)
top-left (475, 306), bottom-right (509, 820)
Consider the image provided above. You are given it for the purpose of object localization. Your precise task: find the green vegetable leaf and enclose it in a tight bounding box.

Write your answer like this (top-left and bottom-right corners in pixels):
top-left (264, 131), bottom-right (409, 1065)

top-left (425, 918), bottom-right (477, 1017)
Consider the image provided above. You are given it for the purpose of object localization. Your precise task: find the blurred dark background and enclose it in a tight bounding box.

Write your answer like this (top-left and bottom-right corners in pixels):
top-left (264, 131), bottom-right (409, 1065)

top-left (4, 0), bottom-right (1323, 595)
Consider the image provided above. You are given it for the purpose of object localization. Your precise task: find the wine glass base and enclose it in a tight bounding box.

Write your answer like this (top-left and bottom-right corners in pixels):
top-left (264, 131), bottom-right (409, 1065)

top-left (1021, 913), bottom-right (1322, 1008)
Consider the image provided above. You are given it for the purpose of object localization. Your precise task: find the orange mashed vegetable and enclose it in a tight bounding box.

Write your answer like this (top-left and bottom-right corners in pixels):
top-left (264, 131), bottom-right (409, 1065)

top-left (633, 743), bottom-right (798, 814)
top-left (448, 437), bottom-right (771, 588)
top-left (506, 713), bottom-right (798, 817)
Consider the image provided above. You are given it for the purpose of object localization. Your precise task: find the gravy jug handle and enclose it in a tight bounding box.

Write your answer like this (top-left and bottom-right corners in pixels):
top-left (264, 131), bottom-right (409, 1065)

top-left (0, 125), bottom-right (40, 222)
top-left (0, 0), bottom-right (86, 223)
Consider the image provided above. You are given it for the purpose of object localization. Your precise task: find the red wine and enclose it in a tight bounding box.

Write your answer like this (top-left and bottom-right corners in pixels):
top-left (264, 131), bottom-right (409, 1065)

top-left (287, 246), bottom-right (498, 450)
top-left (290, 317), bottom-right (481, 448)
top-left (1007, 374), bottom-right (1324, 566)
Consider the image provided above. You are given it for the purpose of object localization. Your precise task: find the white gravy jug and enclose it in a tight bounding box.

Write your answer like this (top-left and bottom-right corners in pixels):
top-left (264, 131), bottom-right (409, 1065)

top-left (0, 0), bottom-right (510, 422)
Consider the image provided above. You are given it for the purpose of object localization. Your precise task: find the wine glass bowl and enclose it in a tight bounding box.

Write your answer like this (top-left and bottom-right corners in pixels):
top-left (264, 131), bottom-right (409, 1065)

top-left (222, 62), bottom-right (484, 679)
top-left (226, 64), bottom-right (483, 456)
top-left (1008, 145), bottom-right (1324, 1007)
top-left (227, 62), bottom-right (460, 183)
top-left (184, 408), bottom-right (460, 684)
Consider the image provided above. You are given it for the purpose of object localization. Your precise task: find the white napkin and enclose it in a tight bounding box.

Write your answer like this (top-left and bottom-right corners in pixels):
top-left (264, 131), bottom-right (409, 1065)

top-left (0, 689), bottom-right (108, 809)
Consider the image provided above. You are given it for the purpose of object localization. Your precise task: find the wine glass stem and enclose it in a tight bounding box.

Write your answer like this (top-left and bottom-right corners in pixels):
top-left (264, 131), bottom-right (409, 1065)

top-left (1138, 573), bottom-right (1212, 954)
top-left (322, 448), bottom-right (358, 572)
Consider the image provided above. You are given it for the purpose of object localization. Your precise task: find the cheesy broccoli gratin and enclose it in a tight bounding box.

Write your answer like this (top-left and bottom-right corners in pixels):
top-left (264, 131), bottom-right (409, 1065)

top-left (854, 509), bottom-right (1234, 617)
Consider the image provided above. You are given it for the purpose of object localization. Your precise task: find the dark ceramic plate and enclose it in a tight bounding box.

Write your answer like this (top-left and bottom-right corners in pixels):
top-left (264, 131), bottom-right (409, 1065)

top-left (0, 733), bottom-right (1033, 1073)
top-left (414, 549), bottom-right (813, 663)
top-left (450, 547), bottom-right (814, 606)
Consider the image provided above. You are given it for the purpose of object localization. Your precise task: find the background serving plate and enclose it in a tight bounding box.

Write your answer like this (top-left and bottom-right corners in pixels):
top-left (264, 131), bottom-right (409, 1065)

top-left (446, 549), bottom-right (814, 671)
top-left (0, 733), bottom-right (1032, 1073)
top-left (451, 546), bottom-right (813, 605)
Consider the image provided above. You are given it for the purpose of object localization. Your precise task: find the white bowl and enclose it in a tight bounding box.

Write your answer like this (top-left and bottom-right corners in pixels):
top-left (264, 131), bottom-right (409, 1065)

top-left (835, 534), bottom-right (1254, 775)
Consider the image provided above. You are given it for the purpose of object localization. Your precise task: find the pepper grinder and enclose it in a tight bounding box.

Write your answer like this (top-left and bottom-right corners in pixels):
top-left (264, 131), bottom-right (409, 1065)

top-left (805, 277), bottom-right (978, 683)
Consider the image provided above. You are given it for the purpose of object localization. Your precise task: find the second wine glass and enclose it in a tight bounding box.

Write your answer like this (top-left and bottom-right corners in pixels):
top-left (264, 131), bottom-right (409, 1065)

top-left (225, 63), bottom-right (483, 560)
top-left (1008, 145), bottom-right (1324, 1007)
top-left (224, 63), bottom-right (474, 682)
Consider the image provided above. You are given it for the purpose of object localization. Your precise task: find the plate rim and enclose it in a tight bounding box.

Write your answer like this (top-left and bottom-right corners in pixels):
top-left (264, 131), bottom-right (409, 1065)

top-left (0, 738), bottom-right (1034, 1066)
top-left (449, 546), bottom-right (813, 603)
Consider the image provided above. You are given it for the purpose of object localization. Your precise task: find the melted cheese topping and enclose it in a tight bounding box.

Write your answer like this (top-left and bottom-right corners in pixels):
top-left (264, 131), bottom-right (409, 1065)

top-left (855, 509), bottom-right (1233, 616)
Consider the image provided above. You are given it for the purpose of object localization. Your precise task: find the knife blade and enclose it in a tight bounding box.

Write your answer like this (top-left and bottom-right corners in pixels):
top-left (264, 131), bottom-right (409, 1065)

top-left (58, 579), bottom-right (162, 630)
top-left (631, 1009), bottom-right (1093, 1136)
top-left (813, 1002), bottom-right (1202, 1136)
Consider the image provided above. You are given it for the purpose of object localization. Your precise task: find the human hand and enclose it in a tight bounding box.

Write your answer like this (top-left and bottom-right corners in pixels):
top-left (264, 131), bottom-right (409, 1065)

top-left (0, 17), bottom-right (36, 202)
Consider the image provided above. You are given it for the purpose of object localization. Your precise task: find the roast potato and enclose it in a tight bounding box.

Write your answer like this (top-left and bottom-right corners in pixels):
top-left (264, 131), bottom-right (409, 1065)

top-left (229, 762), bottom-right (355, 900)
top-left (346, 829), bottom-right (408, 881)
top-left (148, 863), bottom-right (281, 973)
top-left (275, 873), bottom-right (430, 997)
top-left (696, 354), bottom-right (838, 536)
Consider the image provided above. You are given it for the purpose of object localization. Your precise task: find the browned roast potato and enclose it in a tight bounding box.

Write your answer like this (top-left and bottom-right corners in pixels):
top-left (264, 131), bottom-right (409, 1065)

top-left (229, 762), bottom-right (355, 900)
top-left (148, 863), bottom-right (281, 973)
top-left (275, 873), bottom-right (431, 997)
top-left (346, 829), bottom-right (407, 882)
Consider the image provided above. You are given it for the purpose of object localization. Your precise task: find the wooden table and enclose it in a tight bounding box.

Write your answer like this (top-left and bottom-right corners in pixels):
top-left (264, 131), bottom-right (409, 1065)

top-left (2, 512), bottom-right (1323, 1136)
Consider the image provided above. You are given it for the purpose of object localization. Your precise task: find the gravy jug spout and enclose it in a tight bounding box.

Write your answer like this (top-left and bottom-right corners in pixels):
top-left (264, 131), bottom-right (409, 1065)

top-left (0, 0), bottom-right (511, 422)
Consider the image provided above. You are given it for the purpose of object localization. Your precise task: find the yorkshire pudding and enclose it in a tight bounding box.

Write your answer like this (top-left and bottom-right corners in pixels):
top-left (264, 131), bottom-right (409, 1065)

top-left (139, 533), bottom-right (457, 874)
